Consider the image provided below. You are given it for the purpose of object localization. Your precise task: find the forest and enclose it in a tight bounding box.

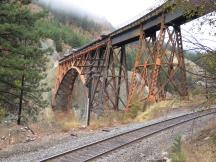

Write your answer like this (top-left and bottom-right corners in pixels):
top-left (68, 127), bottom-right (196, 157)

top-left (0, 0), bottom-right (111, 125)
top-left (0, 0), bottom-right (216, 161)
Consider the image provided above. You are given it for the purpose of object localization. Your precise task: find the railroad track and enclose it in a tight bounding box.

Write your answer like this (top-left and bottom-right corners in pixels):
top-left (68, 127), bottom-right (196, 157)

top-left (40, 108), bottom-right (216, 162)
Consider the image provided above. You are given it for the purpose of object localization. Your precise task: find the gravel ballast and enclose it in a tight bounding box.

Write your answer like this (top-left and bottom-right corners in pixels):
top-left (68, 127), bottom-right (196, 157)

top-left (95, 113), bottom-right (216, 162)
top-left (0, 108), bottom-right (215, 162)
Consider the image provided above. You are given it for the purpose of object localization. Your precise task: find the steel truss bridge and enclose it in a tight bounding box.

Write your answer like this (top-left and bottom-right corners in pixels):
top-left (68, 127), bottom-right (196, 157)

top-left (52, 0), bottom-right (213, 125)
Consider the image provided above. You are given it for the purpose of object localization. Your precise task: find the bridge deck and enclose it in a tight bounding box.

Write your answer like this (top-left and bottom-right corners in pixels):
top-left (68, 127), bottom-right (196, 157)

top-left (59, 0), bottom-right (212, 64)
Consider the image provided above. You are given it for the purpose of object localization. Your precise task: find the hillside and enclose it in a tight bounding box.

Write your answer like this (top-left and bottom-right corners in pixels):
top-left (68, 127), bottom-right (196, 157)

top-left (28, 3), bottom-right (114, 110)
top-left (0, 1), bottom-right (114, 124)
top-left (33, 1), bottom-right (113, 36)
top-left (0, 0), bottom-right (114, 149)
top-left (29, 3), bottom-right (113, 56)
top-left (1, 1), bottom-right (215, 156)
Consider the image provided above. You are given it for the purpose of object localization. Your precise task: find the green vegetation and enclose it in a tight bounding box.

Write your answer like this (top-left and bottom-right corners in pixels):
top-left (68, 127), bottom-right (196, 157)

top-left (200, 53), bottom-right (216, 100)
top-left (185, 51), bottom-right (216, 99)
top-left (36, 3), bottom-right (104, 33)
top-left (172, 0), bottom-right (216, 99)
top-left (0, 107), bottom-right (6, 121)
top-left (169, 136), bottom-right (186, 162)
top-left (52, 12), bottom-right (103, 33)
top-left (35, 19), bottom-right (90, 52)
top-left (125, 94), bottom-right (145, 119)
top-left (126, 47), bottom-right (136, 71)
top-left (0, 0), bottom-right (108, 125)
top-left (0, 0), bottom-right (49, 124)
top-left (172, 0), bottom-right (216, 18)
top-left (184, 52), bottom-right (202, 65)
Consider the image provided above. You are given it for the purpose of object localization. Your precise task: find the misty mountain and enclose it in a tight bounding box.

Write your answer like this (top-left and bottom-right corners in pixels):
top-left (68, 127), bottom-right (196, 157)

top-left (34, 0), bottom-right (114, 33)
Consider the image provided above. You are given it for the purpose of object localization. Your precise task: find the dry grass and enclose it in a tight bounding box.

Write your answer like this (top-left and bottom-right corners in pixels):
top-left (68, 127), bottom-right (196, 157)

top-left (134, 94), bottom-right (209, 123)
top-left (89, 99), bottom-right (185, 129)
top-left (89, 110), bottom-right (126, 130)
top-left (61, 120), bottom-right (80, 132)
top-left (135, 99), bottom-right (177, 122)
top-left (36, 107), bottom-right (60, 132)
top-left (36, 107), bottom-right (81, 133)
top-left (35, 94), bottom-right (209, 133)
top-left (182, 118), bottom-right (216, 162)
top-left (38, 107), bottom-right (123, 133)
top-left (54, 110), bottom-right (81, 132)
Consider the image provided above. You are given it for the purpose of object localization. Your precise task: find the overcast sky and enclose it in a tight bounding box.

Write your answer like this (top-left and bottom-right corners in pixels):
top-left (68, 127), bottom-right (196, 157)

top-left (40, 0), bottom-right (163, 27)
top-left (78, 0), bottom-right (164, 27)
top-left (39, 0), bottom-right (215, 49)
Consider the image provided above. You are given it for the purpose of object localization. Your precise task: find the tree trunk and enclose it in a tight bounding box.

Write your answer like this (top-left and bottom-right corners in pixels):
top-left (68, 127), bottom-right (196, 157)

top-left (17, 74), bottom-right (25, 125)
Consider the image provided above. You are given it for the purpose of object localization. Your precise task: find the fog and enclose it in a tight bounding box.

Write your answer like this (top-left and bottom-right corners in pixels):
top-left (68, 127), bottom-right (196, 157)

top-left (35, 0), bottom-right (110, 25)
top-left (34, 0), bottom-right (215, 49)
top-left (34, 0), bottom-right (162, 27)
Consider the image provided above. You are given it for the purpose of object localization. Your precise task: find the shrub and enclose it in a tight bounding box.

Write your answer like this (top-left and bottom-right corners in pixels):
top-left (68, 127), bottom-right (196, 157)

top-left (169, 136), bottom-right (186, 162)
top-left (125, 94), bottom-right (145, 119)
top-left (0, 107), bottom-right (6, 121)
top-left (35, 18), bottom-right (90, 51)
top-left (61, 120), bottom-right (79, 132)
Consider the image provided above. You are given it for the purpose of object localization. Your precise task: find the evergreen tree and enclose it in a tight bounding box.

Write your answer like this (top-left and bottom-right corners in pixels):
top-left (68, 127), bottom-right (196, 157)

top-left (0, 0), bottom-right (49, 124)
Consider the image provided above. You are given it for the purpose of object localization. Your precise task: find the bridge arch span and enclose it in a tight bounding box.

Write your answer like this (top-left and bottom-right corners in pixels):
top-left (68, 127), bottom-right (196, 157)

top-left (53, 66), bottom-right (88, 112)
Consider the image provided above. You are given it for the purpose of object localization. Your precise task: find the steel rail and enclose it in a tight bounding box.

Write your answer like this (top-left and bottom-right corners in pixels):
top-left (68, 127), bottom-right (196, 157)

top-left (39, 108), bottom-right (216, 162)
top-left (85, 109), bottom-right (216, 162)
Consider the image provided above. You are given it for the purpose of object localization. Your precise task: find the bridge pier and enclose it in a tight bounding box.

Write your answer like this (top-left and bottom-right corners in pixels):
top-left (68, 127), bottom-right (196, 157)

top-left (174, 25), bottom-right (188, 98)
top-left (126, 19), bottom-right (188, 109)
top-left (52, 14), bottom-right (191, 125)
top-left (52, 23), bottom-right (189, 124)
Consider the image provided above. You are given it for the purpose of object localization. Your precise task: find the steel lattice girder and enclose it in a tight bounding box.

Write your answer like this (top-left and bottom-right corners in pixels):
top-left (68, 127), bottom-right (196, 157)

top-left (53, 21), bottom-right (188, 115)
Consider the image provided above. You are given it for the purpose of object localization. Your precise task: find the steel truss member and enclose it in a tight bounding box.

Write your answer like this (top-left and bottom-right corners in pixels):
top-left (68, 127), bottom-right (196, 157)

top-left (52, 16), bottom-right (188, 125)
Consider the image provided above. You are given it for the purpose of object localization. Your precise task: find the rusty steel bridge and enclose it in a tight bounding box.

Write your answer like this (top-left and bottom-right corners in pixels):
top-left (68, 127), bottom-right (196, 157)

top-left (52, 0), bottom-right (213, 125)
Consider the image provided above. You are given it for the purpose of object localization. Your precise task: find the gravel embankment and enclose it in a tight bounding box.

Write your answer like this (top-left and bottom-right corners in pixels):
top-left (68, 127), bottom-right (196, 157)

top-left (0, 108), bottom-right (214, 162)
top-left (95, 113), bottom-right (216, 162)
